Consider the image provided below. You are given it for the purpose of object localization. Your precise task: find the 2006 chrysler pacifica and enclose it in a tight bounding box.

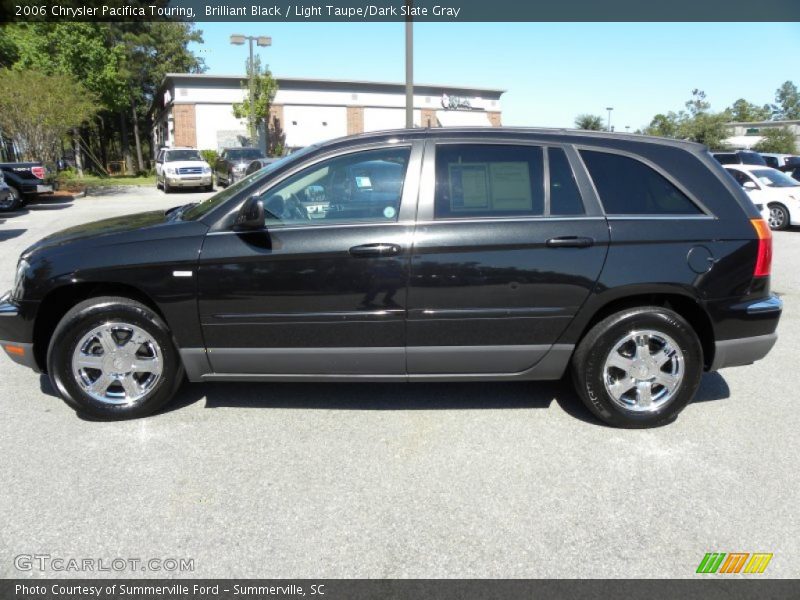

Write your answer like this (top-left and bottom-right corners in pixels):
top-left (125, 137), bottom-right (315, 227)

top-left (0, 128), bottom-right (782, 427)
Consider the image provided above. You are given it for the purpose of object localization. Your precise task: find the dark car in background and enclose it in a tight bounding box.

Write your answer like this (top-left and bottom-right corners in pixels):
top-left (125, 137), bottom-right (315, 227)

top-left (712, 150), bottom-right (767, 166)
top-left (0, 161), bottom-right (53, 211)
top-left (244, 156), bottom-right (279, 177)
top-left (0, 170), bottom-right (18, 212)
top-left (214, 147), bottom-right (266, 187)
top-left (0, 128), bottom-right (781, 428)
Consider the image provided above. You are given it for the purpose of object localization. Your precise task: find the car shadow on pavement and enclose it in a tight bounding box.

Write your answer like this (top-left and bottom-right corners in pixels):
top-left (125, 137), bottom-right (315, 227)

top-left (0, 229), bottom-right (26, 242)
top-left (163, 371), bottom-right (731, 425)
top-left (38, 371), bottom-right (730, 425)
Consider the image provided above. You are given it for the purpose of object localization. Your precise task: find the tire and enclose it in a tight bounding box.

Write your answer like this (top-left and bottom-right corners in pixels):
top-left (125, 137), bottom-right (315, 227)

top-left (47, 296), bottom-right (184, 419)
top-left (767, 203), bottom-right (789, 231)
top-left (571, 306), bottom-right (703, 428)
top-left (204, 184), bottom-right (213, 192)
top-left (155, 176), bottom-right (161, 190)
top-left (228, 171), bottom-right (235, 186)
top-left (163, 179), bottom-right (171, 194)
top-left (0, 185), bottom-right (23, 212)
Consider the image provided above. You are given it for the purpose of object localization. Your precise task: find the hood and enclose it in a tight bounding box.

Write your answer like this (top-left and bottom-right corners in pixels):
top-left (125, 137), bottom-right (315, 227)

top-left (22, 209), bottom-right (183, 257)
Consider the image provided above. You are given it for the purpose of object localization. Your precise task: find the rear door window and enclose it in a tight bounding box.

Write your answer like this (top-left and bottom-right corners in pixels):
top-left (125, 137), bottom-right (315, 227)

top-left (580, 150), bottom-right (703, 215)
top-left (434, 144), bottom-right (544, 219)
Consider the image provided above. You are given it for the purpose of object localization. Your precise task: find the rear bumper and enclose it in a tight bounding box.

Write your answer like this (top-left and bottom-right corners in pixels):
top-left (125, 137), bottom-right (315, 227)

top-left (710, 333), bottom-right (778, 371)
top-left (709, 295), bottom-right (782, 370)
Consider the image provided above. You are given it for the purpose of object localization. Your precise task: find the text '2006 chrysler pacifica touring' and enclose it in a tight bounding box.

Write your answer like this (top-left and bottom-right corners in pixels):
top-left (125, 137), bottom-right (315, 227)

top-left (0, 128), bottom-right (782, 427)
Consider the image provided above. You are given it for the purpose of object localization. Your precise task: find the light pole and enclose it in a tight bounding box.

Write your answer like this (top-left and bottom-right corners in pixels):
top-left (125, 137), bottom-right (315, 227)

top-left (231, 34), bottom-right (272, 144)
top-left (405, 0), bottom-right (414, 129)
top-left (606, 107), bottom-right (614, 132)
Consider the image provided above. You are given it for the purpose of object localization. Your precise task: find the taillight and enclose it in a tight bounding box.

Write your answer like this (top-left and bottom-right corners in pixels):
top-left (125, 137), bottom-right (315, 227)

top-left (31, 166), bottom-right (45, 179)
top-left (751, 218), bottom-right (772, 277)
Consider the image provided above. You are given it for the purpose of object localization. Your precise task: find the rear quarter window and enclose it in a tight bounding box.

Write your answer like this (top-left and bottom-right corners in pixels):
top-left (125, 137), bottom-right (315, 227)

top-left (580, 150), bottom-right (703, 215)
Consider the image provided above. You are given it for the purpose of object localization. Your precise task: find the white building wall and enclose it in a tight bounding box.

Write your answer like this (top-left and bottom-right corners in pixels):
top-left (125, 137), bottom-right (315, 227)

top-left (363, 108), bottom-right (421, 130)
top-left (194, 104), bottom-right (249, 150)
top-left (283, 105), bottom-right (348, 148)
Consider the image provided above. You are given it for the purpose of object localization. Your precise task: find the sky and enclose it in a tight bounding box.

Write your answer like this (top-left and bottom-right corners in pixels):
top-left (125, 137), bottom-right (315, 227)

top-left (189, 22), bottom-right (800, 130)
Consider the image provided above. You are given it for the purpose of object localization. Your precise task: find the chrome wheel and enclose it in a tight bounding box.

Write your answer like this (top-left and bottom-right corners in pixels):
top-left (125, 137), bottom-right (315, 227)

top-left (602, 329), bottom-right (684, 413)
top-left (768, 205), bottom-right (787, 230)
top-left (71, 322), bottom-right (163, 405)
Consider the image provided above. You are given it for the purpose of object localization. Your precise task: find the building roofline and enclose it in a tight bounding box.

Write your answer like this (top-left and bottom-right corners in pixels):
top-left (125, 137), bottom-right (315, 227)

top-left (727, 119), bottom-right (800, 126)
top-left (161, 72), bottom-right (507, 95)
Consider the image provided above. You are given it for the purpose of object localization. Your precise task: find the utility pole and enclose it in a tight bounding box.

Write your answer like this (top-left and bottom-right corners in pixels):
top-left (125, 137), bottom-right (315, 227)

top-left (606, 106), bottom-right (614, 132)
top-left (405, 0), bottom-right (414, 129)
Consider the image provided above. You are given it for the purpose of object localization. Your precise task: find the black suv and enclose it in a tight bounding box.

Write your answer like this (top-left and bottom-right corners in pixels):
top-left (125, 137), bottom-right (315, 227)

top-left (0, 129), bottom-right (781, 427)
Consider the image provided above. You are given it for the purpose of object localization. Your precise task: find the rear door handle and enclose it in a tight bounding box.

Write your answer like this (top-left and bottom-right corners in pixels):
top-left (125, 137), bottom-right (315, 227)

top-left (545, 236), bottom-right (594, 248)
top-left (349, 243), bottom-right (402, 257)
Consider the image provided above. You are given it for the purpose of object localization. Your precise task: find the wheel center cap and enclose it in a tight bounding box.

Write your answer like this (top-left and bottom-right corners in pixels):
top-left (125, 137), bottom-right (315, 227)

top-left (112, 357), bottom-right (126, 371)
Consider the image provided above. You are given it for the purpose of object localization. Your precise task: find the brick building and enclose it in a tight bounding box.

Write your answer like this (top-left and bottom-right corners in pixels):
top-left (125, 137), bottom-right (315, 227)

top-left (150, 74), bottom-right (504, 152)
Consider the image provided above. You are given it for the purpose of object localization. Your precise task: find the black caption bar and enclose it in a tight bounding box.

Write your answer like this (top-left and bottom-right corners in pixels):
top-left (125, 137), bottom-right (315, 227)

top-left (2, 580), bottom-right (800, 600)
top-left (4, 0), bottom-right (800, 22)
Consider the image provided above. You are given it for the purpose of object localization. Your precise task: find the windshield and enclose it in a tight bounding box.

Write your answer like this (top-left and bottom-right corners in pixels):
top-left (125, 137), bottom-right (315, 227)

top-left (182, 145), bottom-right (319, 221)
top-left (751, 169), bottom-right (800, 188)
top-left (166, 150), bottom-right (203, 162)
top-left (227, 148), bottom-right (263, 161)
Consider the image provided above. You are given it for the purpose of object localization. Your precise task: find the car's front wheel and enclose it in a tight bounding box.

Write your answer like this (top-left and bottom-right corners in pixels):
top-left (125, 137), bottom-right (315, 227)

top-left (571, 306), bottom-right (703, 428)
top-left (767, 203), bottom-right (789, 231)
top-left (47, 297), bottom-right (184, 419)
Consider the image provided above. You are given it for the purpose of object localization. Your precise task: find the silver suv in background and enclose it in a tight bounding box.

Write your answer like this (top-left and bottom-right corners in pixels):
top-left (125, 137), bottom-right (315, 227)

top-left (155, 148), bottom-right (213, 193)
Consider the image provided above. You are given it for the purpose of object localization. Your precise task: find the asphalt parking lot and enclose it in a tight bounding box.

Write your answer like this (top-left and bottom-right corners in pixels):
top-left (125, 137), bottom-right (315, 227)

top-left (1, 186), bottom-right (799, 579)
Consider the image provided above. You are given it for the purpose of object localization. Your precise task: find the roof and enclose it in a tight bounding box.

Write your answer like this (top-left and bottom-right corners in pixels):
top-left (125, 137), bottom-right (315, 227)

top-left (727, 119), bottom-right (800, 126)
top-left (299, 127), bottom-right (709, 155)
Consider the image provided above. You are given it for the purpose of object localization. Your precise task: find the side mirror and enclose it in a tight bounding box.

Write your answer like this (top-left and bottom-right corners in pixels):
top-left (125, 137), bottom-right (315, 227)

top-left (743, 181), bottom-right (758, 191)
top-left (234, 195), bottom-right (265, 231)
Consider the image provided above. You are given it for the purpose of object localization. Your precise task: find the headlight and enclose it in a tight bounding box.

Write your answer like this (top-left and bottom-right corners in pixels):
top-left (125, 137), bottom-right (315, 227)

top-left (12, 258), bottom-right (29, 299)
top-left (202, 166), bottom-right (212, 174)
top-left (165, 167), bottom-right (176, 175)
top-left (233, 164), bottom-right (246, 173)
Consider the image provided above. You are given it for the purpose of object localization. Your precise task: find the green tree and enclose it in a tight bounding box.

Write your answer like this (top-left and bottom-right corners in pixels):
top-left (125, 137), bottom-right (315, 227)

top-left (773, 81), bottom-right (800, 120)
top-left (232, 56), bottom-right (284, 155)
top-left (0, 69), bottom-right (97, 163)
top-left (2, 20), bottom-right (205, 173)
top-left (753, 127), bottom-right (798, 154)
top-left (728, 98), bottom-right (772, 122)
top-left (574, 114), bottom-right (604, 131)
top-left (644, 113), bottom-right (680, 138)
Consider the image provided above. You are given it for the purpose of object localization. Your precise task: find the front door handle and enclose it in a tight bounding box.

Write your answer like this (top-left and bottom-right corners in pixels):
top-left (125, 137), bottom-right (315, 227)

top-left (545, 236), bottom-right (594, 248)
top-left (349, 243), bottom-right (402, 257)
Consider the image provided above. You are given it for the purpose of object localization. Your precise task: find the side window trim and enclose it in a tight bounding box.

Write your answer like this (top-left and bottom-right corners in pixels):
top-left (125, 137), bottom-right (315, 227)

top-left (574, 144), bottom-right (713, 217)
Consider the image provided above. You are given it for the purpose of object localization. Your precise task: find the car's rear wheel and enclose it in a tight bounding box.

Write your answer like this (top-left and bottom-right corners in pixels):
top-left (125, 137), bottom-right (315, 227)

top-left (47, 297), bottom-right (184, 419)
top-left (571, 306), bottom-right (703, 428)
top-left (767, 203), bottom-right (789, 231)
top-left (0, 185), bottom-right (23, 212)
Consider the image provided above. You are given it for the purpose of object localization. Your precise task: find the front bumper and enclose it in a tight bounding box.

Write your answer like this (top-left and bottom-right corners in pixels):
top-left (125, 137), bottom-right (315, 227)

top-left (0, 292), bottom-right (38, 370)
top-left (709, 295), bottom-right (782, 370)
top-left (166, 175), bottom-right (211, 188)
